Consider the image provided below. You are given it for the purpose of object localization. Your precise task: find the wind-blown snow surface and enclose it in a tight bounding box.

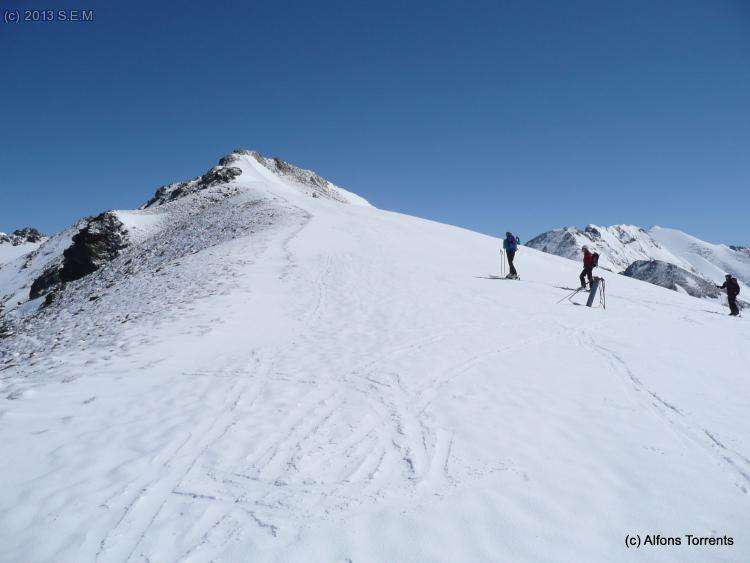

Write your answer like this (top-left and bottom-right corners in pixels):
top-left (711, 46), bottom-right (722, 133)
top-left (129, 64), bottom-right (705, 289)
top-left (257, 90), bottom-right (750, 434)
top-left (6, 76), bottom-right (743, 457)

top-left (1, 155), bottom-right (749, 562)
top-left (0, 241), bottom-right (40, 265)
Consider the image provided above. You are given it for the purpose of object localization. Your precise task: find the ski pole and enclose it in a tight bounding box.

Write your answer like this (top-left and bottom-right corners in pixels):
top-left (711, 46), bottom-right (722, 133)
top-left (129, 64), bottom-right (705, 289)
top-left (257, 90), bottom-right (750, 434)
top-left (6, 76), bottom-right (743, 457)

top-left (556, 287), bottom-right (584, 304)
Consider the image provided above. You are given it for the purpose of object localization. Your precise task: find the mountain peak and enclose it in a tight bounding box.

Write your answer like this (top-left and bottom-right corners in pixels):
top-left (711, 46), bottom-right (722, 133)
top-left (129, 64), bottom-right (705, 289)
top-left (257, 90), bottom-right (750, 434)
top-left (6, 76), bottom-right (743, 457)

top-left (142, 149), bottom-right (370, 209)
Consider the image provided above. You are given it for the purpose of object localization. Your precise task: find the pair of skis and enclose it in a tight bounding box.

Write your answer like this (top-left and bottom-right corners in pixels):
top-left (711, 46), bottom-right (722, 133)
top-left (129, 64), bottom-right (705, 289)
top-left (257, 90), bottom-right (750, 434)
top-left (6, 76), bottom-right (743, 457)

top-left (556, 276), bottom-right (605, 309)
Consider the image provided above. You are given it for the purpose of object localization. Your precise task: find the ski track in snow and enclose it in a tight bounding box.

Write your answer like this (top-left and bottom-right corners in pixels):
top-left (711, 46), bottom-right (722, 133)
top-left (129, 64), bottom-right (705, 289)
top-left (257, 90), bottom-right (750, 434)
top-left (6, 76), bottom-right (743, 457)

top-left (1, 155), bottom-right (749, 562)
top-left (584, 335), bottom-right (750, 495)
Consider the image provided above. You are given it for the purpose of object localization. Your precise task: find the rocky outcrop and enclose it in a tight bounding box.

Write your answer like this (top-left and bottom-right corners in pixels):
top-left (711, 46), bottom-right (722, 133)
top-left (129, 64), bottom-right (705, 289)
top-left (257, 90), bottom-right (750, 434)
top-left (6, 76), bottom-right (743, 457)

top-left (29, 212), bottom-right (128, 299)
top-left (141, 164), bottom-right (243, 208)
top-left (29, 264), bottom-right (62, 300)
top-left (60, 212), bottom-right (128, 282)
top-left (623, 260), bottom-right (721, 300)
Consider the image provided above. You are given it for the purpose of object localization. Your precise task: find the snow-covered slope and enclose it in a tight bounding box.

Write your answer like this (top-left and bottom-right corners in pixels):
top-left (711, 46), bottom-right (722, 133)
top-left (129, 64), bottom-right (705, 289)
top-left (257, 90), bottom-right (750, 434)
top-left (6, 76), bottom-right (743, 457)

top-left (650, 226), bottom-right (750, 288)
top-left (1, 153), bottom-right (748, 562)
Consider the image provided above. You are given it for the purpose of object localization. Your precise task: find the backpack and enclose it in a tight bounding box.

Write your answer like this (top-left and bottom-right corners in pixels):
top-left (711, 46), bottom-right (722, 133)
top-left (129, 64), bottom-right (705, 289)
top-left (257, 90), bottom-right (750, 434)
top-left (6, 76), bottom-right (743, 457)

top-left (592, 252), bottom-right (600, 267)
top-left (731, 277), bottom-right (740, 296)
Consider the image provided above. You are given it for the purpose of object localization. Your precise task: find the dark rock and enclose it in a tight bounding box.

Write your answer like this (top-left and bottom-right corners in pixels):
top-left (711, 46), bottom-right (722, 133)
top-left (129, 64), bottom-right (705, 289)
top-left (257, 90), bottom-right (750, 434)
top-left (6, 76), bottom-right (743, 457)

top-left (30, 264), bottom-right (62, 300)
top-left (12, 227), bottom-right (44, 243)
top-left (60, 212), bottom-right (128, 283)
top-left (584, 225), bottom-right (601, 241)
top-left (29, 212), bottom-right (128, 300)
top-left (43, 291), bottom-right (59, 308)
top-left (141, 164), bottom-right (243, 208)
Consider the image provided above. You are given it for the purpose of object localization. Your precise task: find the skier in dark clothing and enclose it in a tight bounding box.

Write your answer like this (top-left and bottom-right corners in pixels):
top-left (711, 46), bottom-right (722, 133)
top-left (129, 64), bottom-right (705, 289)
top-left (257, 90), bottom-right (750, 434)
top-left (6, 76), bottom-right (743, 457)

top-left (717, 274), bottom-right (741, 316)
top-left (503, 232), bottom-right (520, 279)
top-left (579, 245), bottom-right (595, 289)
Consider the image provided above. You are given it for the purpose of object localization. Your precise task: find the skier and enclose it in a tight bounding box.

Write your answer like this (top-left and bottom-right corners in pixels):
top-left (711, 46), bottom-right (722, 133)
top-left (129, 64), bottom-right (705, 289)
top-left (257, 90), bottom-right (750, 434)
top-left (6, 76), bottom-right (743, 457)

top-left (717, 274), bottom-right (741, 316)
top-left (503, 231), bottom-right (520, 279)
top-left (579, 245), bottom-right (596, 289)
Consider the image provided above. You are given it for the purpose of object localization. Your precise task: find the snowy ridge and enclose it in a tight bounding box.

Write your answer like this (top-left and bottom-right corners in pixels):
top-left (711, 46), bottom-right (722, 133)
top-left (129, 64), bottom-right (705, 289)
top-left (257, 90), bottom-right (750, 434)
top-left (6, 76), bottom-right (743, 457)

top-left (1, 153), bottom-right (748, 562)
top-left (526, 224), bottom-right (691, 272)
top-left (527, 223), bottom-right (749, 302)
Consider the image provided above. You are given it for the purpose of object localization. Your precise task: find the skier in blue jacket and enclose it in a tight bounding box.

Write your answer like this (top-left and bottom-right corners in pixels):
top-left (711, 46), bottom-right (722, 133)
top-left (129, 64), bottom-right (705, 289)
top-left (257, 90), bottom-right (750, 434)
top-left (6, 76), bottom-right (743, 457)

top-left (503, 232), bottom-right (520, 279)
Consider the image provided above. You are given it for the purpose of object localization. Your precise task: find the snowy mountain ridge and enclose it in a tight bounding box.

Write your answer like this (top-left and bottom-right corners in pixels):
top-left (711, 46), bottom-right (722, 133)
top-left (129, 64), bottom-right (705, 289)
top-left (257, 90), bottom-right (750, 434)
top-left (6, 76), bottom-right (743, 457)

top-left (0, 150), bottom-right (367, 328)
top-left (525, 224), bottom-right (692, 273)
top-left (527, 223), bottom-right (749, 302)
top-left (1, 151), bottom-right (748, 562)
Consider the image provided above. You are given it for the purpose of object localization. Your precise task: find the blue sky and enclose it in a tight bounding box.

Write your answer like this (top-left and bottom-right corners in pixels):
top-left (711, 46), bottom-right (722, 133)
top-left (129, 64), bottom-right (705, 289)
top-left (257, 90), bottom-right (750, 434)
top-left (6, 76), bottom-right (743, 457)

top-left (2, 0), bottom-right (748, 244)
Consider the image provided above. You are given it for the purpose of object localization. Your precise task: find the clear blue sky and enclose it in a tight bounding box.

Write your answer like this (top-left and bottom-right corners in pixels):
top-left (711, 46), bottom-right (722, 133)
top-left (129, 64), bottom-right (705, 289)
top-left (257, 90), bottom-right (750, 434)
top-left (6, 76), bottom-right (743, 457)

top-left (2, 0), bottom-right (748, 244)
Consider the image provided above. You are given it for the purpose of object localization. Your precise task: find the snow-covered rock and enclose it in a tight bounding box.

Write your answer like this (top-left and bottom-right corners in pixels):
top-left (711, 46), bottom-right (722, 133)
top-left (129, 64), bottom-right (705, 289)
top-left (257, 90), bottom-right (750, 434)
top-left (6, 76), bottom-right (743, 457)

top-left (0, 152), bottom-right (748, 562)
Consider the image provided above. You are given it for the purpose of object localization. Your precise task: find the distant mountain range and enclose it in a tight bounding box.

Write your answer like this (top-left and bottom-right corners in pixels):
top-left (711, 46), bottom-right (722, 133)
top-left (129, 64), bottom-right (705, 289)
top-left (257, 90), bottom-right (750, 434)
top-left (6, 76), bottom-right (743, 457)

top-left (0, 228), bottom-right (46, 266)
top-left (527, 224), bottom-right (749, 304)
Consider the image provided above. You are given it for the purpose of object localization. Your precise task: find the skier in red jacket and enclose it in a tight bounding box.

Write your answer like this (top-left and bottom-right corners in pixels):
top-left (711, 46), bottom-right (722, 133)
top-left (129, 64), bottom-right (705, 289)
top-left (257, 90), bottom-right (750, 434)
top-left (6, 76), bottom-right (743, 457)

top-left (580, 246), bottom-right (595, 289)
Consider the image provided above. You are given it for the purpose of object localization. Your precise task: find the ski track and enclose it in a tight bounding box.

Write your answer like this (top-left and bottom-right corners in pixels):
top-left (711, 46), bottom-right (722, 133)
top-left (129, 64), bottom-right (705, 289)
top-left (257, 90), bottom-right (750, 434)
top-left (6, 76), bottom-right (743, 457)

top-left (583, 334), bottom-right (750, 495)
top-left (72, 201), bottom-right (463, 561)
top-left (93, 201), bottom-right (536, 560)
